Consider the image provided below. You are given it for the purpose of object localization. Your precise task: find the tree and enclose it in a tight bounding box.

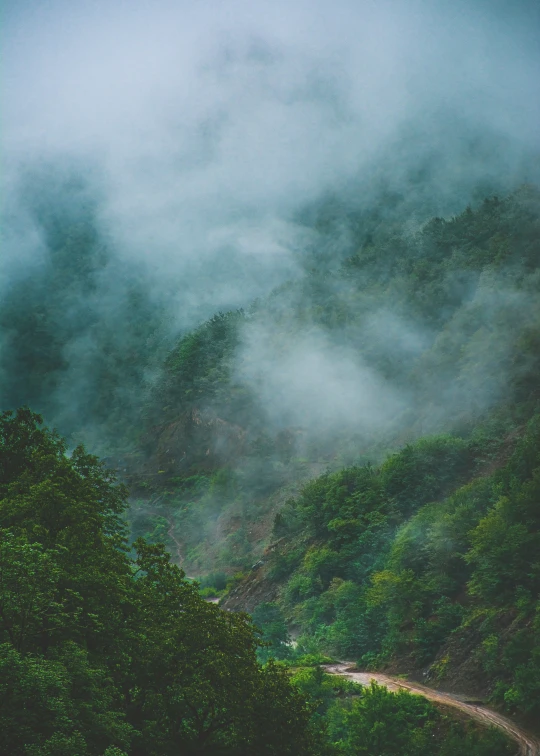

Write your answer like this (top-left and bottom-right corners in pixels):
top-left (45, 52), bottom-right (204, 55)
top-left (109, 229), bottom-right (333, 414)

top-left (0, 409), bottom-right (322, 755)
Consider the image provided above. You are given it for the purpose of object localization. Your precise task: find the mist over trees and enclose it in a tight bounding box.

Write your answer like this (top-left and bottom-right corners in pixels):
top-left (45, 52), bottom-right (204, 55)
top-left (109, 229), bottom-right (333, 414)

top-left (0, 166), bottom-right (169, 451)
top-left (2, 1), bottom-right (540, 454)
top-left (2, 1), bottom-right (540, 754)
top-left (130, 186), bottom-right (540, 733)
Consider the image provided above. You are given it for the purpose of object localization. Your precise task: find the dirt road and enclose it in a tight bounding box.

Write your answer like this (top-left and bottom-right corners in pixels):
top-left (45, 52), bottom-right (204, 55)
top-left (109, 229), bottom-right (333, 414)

top-left (324, 664), bottom-right (540, 756)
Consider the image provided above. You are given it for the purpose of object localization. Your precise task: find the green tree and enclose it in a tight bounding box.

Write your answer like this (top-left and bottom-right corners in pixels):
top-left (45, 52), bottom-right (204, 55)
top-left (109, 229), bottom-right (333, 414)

top-left (0, 409), bottom-right (322, 755)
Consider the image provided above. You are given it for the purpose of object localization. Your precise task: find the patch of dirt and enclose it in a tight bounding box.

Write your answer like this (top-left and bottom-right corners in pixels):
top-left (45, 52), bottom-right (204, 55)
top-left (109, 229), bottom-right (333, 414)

top-left (221, 562), bottom-right (281, 613)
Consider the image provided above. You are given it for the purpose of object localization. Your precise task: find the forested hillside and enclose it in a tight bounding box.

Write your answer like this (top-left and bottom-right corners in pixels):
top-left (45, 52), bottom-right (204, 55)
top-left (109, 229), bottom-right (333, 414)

top-left (0, 409), bottom-right (321, 755)
top-left (3, 1), bottom-right (540, 752)
top-left (2, 180), bottom-right (539, 755)
top-left (0, 409), bottom-right (515, 755)
top-left (113, 185), bottom-right (540, 725)
top-left (130, 189), bottom-right (538, 547)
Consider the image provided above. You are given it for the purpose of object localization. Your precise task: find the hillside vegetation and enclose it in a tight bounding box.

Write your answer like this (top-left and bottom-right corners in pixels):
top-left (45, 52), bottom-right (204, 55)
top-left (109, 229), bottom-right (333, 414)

top-left (0, 409), bottom-right (515, 755)
top-left (0, 409), bottom-right (320, 755)
top-left (2, 184), bottom-right (539, 753)
top-left (253, 417), bottom-right (540, 718)
top-left (126, 186), bottom-right (540, 725)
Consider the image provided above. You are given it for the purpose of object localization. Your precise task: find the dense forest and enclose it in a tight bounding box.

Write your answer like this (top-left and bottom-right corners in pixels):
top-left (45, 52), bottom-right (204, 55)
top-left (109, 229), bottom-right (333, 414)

top-left (3, 0), bottom-right (540, 751)
top-left (2, 181), bottom-right (539, 753)
top-left (132, 184), bottom-right (540, 597)
top-left (0, 409), bottom-right (515, 755)
top-left (0, 408), bottom-right (320, 755)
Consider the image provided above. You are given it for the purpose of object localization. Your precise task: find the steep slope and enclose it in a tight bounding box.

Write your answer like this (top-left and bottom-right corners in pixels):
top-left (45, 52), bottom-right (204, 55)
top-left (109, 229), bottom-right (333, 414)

top-left (222, 417), bottom-right (540, 721)
top-left (129, 186), bottom-right (540, 572)
top-left (121, 186), bottom-right (540, 727)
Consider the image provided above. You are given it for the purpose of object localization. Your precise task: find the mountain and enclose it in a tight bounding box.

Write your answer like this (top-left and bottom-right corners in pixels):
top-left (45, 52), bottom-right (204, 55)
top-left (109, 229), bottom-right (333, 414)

top-left (118, 184), bottom-right (540, 723)
top-left (2, 182), bottom-right (539, 753)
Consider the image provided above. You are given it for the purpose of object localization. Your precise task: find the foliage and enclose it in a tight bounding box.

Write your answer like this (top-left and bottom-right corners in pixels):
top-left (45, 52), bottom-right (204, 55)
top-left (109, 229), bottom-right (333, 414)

top-left (252, 602), bottom-right (291, 662)
top-left (124, 186), bottom-right (540, 727)
top-left (290, 669), bottom-right (513, 756)
top-left (0, 409), bottom-right (321, 755)
top-left (4, 182), bottom-right (540, 746)
top-left (268, 412), bottom-right (540, 719)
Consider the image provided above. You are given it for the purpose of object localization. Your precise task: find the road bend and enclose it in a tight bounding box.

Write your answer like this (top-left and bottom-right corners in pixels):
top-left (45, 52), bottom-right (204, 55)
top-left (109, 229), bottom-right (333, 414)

top-left (323, 664), bottom-right (540, 756)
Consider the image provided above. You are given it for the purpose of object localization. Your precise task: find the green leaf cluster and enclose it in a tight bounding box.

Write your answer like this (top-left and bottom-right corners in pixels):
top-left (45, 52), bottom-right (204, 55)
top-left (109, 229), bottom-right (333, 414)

top-left (270, 414), bottom-right (540, 721)
top-left (0, 409), bottom-right (320, 755)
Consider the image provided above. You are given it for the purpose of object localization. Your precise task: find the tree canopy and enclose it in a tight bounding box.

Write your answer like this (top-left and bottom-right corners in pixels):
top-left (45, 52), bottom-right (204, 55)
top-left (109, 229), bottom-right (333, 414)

top-left (0, 409), bottom-right (319, 756)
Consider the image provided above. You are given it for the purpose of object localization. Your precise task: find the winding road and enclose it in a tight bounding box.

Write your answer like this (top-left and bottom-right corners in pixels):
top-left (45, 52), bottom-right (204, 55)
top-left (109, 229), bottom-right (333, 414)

top-left (323, 664), bottom-right (540, 756)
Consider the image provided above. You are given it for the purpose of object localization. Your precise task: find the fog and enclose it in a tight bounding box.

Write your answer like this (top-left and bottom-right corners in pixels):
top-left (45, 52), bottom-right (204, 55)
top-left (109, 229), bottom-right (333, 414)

top-left (237, 321), bottom-right (407, 433)
top-left (1, 0), bottom-right (539, 448)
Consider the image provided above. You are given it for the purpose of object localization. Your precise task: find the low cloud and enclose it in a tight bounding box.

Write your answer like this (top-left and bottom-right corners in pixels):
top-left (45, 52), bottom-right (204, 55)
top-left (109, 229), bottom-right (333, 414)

top-left (1, 0), bottom-right (539, 444)
top-left (236, 320), bottom-right (406, 437)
